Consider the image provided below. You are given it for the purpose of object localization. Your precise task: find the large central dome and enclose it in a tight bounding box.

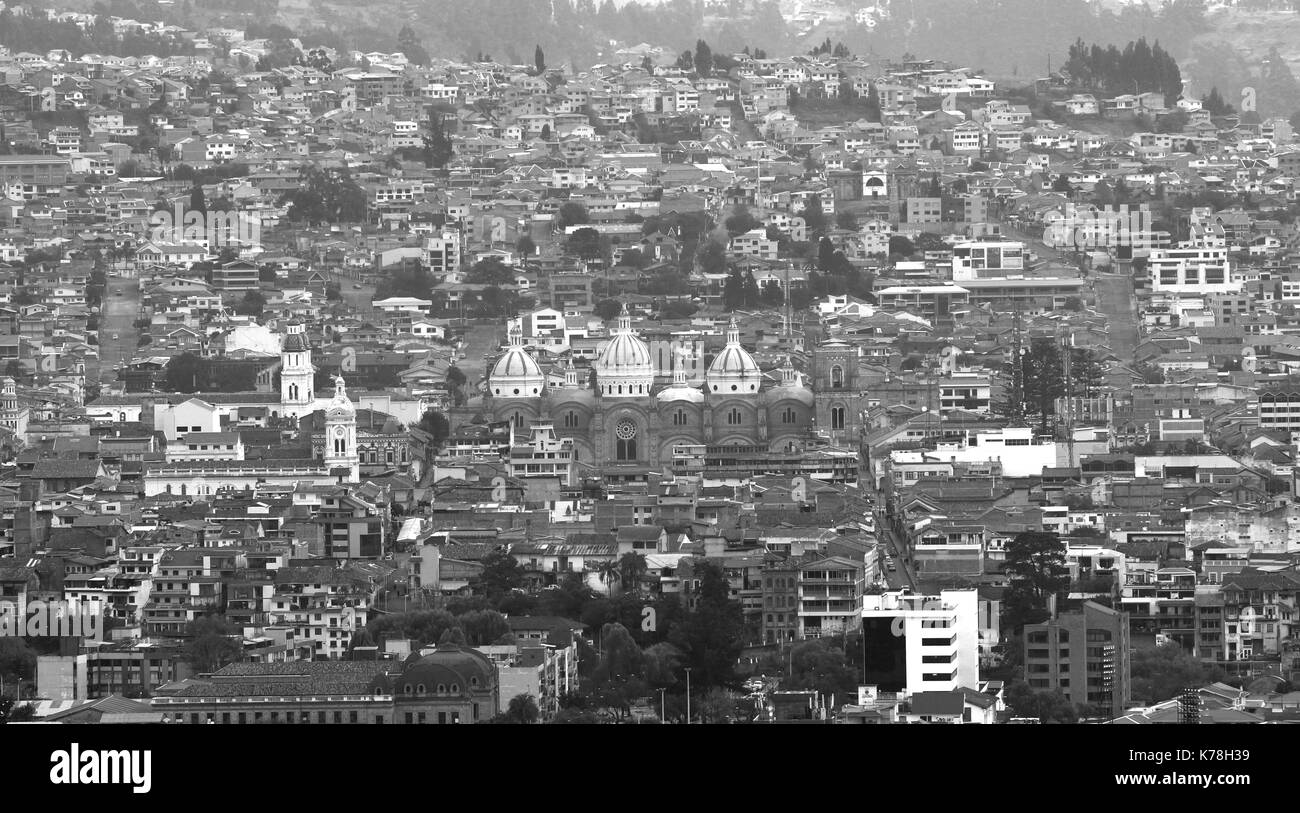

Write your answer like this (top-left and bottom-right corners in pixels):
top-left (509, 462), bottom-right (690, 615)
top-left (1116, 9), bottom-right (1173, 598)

top-left (707, 316), bottom-right (761, 394)
top-left (595, 304), bottom-right (653, 398)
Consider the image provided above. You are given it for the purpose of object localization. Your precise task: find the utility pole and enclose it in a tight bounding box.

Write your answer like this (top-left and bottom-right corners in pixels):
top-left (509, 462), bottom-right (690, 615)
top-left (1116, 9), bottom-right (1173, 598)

top-left (684, 667), bottom-right (692, 725)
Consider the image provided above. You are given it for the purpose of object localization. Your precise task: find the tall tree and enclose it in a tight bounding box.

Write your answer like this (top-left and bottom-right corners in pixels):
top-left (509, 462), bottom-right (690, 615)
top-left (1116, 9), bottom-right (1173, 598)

top-left (1022, 338), bottom-right (1066, 432)
top-left (1003, 530), bottom-right (1066, 619)
top-left (183, 614), bottom-right (243, 673)
top-left (423, 110), bottom-right (454, 169)
top-left (534, 44), bottom-right (546, 75)
top-left (693, 39), bottom-right (713, 76)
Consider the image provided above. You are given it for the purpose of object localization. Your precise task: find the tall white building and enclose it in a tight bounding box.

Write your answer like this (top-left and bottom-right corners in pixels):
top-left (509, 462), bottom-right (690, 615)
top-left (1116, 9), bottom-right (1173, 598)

top-left (279, 321), bottom-right (315, 419)
top-left (860, 589), bottom-right (980, 695)
top-left (324, 376), bottom-right (360, 482)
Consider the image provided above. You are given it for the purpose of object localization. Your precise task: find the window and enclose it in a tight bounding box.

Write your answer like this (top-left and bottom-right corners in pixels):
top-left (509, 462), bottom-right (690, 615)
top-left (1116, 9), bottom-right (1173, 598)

top-left (831, 406), bottom-right (845, 430)
top-left (615, 418), bottom-right (637, 460)
top-left (782, 407), bottom-right (796, 424)
top-left (727, 407), bottom-right (742, 425)
top-left (564, 411), bottom-right (578, 428)
top-left (437, 683), bottom-right (446, 694)
top-left (673, 409), bottom-right (687, 426)
top-left (831, 365), bottom-right (844, 388)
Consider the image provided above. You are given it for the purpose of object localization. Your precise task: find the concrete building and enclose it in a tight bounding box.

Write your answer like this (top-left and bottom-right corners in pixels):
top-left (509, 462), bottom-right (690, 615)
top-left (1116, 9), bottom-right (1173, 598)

top-left (1022, 600), bottom-right (1131, 718)
top-left (860, 589), bottom-right (980, 694)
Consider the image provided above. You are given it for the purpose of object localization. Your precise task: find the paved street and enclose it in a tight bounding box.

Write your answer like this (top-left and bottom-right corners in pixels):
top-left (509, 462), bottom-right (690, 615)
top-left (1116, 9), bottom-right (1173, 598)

top-left (98, 273), bottom-right (142, 383)
top-left (1093, 272), bottom-right (1139, 364)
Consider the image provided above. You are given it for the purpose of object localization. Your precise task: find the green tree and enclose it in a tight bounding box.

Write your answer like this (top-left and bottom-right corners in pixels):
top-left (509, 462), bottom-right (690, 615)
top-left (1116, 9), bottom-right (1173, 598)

top-left (0, 638), bottom-right (36, 682)
top-left (478, 550), bottom-right (526, 595)
top-left (164, 352), bottom-right (208, 393)
top-left (283, 164), bottom-right (368, 224)
top-left (724, 204), bottom-right (760, 236)
top-left (1003, 531), bottom-right (1069, 633)
top-left (801, 195), bottom-right (827, 234)
top-left (416, 408), bottom-right (450, 449)
top-left (594, 298), bottom-right (622, 322)
top-left (183, 614), bottom-right (243, 673)
top-left (668, 560), bottom-right (743, 689)
top-left (1022, 338), bottom-right (1065, 432)
top-left (459, 610), bottom-right (511, 645)
top-left (888, 234), bottom-right (915, 257)
top-left (235, 289), bottom-right (265, 316)
top-left (466, 257), bottom-right (515, 285)
top-left (423, 110), bottom-right (455, 169)
top-left (438, 626), bottom-right (469, 646)
top-left (786, 638), bottom-right (859, 702)
top-left (505, 693), bottom-right (540, 723)
top-left (693, 39), bottom-right (713, 76)
top-left (445, 365), bottom-right (467, 406)
top-left (557, 202), bottom-right (590, 230)
top-left (534, 44), bottom-right (546, 75)
top-left (722, 267), bottom-right (745, 310)
top-left (1131, 643), bottom-right (1226, 703)
top-left (1006, 680), bottom-right (1080, 723)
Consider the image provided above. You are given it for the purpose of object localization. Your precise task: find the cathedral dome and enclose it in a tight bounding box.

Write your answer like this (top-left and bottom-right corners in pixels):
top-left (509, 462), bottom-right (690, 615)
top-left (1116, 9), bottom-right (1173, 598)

top-left (490, 323), bottom-right (546, 398)
top-left (707, 317), bottom-right (761, 394)
top-left (764, 356), bottom-right (814, 407)
top-left (657, 346), bottom-right (704, 404)
top-left (595, 305), bottom-right (654, 398)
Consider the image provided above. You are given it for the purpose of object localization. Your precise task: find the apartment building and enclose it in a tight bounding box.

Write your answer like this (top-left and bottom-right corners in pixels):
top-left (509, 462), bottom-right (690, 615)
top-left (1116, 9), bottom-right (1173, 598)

top-left (1022, 600), bottom-right (1131, 717)
top-left (860, 589), bottom-right (980, 694)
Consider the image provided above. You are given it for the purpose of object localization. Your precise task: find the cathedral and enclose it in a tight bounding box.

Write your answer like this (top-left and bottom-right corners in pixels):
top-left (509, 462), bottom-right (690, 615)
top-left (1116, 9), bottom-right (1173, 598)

top-left (481, 305), bottom-right (864, 475)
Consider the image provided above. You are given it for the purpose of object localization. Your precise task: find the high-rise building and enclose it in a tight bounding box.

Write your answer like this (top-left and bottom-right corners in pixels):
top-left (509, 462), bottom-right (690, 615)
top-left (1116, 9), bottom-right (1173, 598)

top-left (1022, 600), bottom-right (1131, 718)
top-left (860, 589), bottom-right (980, 695)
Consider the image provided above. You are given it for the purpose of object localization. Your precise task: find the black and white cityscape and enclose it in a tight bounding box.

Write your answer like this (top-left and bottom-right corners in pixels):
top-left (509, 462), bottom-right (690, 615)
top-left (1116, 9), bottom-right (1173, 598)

top-left (0, 0), bottom-right (1296, 740)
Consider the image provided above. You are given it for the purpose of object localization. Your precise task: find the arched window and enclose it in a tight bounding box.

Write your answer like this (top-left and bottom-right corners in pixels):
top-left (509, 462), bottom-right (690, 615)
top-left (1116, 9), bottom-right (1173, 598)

top-left (673, 409), bottom-right (686, 426)
top-left (782, 407), bottom-right (796, 424)
top-left (564, 411), bottom-right (578, 428)
top-left (437, 683), bottom-right (447, 694)
top-left (405, 684), bottom-right (412, 695)
top-left (831, 406), bottom-right (846, 430)
top-left (180, 483), bottom-right (187, 495)
top-left (416, 683), bottom-right (424, 694)
top-left (615, 418), bottom-right (637, 460)
top-left (831, 365), bottom-right (844, 389)
top-left (727, 407), bottom-right (741, 425)
top-left (450, 683), bottom-right (459, 693)
top-left (470, 676), bottom-right (479, 688)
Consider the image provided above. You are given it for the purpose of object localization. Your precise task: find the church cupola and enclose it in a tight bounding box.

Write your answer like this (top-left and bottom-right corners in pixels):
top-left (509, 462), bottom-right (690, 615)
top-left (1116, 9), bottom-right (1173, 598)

top-left (594, 303), bottom-right (654, 398)
top-left (706, 316), bottom-right (761, 394)
top-left (490, 322), bottom-right (546, 398)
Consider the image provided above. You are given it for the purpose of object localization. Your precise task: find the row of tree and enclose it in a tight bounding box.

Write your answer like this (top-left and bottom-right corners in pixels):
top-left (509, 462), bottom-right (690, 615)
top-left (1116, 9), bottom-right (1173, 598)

top-left (1063, 37), bottom-right (1183, 102)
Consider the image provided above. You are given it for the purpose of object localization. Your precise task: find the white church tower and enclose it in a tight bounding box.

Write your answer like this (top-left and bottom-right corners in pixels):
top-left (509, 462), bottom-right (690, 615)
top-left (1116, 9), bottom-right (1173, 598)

top-left (280, 321), bottom-right (315, 419)
top-left (324, 375), bottom-right (359, 482)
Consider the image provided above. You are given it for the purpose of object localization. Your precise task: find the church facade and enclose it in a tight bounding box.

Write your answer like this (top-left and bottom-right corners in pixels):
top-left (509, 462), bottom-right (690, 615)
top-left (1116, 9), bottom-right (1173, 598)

top-left (476, 306), bottom-right (864, 478)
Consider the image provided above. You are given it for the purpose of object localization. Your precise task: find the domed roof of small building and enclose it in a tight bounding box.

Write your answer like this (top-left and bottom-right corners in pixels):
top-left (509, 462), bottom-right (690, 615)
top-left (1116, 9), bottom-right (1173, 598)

top-left (396, 646), bottom-right (495, 695)
top-left (327, 376), bottom-right (356, 416)
top-left (282, 321), bottom-right (310, 353)
top-left (657, 346), bottom-right (705, 404)
top-left (706, 317), bottom-right (761, 394)
top-left (764, 356), bottom-right (814, 407)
